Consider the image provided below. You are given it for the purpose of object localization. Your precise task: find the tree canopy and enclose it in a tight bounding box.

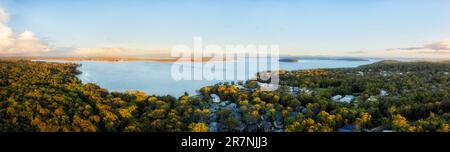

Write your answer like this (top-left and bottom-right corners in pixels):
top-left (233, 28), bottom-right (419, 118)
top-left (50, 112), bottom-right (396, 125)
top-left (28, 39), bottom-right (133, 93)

top-left (0, 60), bottom-right (449, 132)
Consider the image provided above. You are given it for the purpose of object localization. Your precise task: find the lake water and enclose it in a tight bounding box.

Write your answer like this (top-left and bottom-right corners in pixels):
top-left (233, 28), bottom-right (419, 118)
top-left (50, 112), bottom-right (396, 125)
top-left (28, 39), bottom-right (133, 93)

top-left (43, 59), bottom-right (376, 96)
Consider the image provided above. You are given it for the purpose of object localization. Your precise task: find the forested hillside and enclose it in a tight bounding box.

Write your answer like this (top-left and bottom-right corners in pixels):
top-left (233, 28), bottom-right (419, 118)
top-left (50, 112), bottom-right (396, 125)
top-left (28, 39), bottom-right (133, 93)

top-left (0, 60), bottom-right (449, 132)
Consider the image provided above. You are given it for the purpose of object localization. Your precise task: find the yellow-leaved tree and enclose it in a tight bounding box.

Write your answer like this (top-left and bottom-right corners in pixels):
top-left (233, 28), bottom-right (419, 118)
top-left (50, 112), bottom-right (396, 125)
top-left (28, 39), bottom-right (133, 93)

top-left (188, 123), bottom-right (209, 132)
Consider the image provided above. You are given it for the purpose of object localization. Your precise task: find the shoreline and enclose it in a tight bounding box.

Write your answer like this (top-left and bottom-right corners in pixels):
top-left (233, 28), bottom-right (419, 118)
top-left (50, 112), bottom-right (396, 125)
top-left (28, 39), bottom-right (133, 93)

top-left (0, 56), bottom-right (234, 62)
top-left (0, 56), bottom-right (374, 63)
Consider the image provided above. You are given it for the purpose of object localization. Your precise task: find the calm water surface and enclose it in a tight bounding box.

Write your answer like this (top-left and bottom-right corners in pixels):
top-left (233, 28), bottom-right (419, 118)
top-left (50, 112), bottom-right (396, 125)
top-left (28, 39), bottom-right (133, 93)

top-left (43, 59), bottom-right (377, 96)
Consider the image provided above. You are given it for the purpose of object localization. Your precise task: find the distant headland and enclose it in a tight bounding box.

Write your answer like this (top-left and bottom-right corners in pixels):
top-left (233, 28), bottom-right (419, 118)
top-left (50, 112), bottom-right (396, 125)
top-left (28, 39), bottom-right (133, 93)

top-left (279, 56), bottom-right (370, 62)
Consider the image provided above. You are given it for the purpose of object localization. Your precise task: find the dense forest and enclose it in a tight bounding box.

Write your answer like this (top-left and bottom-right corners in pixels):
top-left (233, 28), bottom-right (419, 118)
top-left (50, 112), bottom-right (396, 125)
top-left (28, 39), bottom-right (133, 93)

top-left (0, 60), bottom-right (449, 132)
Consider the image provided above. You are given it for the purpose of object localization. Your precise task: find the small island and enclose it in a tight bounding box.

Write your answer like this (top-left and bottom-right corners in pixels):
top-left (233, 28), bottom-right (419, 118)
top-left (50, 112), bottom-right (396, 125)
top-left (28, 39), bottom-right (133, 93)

top-left (279, 58), bottom-right (300, 62)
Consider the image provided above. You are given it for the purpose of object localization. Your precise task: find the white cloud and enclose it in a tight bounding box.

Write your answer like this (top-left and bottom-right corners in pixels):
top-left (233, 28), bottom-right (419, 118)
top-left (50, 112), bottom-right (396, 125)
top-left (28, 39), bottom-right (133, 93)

top-left (0, 8), bottom-right (50, 55)
top-left (0, 8), bottom-right (9, 23)
top-left (424, 40), bottom-right (450, 51)
top-left (390, 40), bottom-right (450, 51)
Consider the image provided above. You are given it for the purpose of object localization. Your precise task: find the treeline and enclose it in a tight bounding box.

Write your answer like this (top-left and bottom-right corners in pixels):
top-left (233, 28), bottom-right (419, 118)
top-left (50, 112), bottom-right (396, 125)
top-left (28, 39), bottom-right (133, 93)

top-left (0, 60), bottom-right (449, 132)
top-left (277, 60), bottom-right (450, 132)
top-left (0, 60), bottom-right (206, 132)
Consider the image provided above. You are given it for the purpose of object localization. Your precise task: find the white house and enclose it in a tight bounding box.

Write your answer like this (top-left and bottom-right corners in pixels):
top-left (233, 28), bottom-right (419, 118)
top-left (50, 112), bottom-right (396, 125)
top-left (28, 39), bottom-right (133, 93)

top-left (257, 82), bottom-right (277, 91)
top-left (211, 94), bottom-right (221, 103)
top-left (380, 89), bottom-right (388, 97)
top-left (339, 95), bottom-right (355, 103)
top-left (331, 95), bottom-right (343, 101)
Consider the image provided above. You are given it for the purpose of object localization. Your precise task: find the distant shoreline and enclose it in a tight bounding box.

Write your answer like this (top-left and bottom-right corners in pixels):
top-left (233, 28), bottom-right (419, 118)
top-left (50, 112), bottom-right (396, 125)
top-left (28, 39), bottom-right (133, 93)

top-left (7, 56), bottom-right (445, 63)
top-left (1, 56), bottom-right (371, 62)
top-left (0, 57), bottom-right (233, 62)
top-left (280, 56), bottom-right (371, 62)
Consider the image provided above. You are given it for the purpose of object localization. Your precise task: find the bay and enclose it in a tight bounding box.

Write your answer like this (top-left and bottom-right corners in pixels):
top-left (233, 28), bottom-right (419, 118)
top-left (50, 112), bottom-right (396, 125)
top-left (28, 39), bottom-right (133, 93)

top-left (41, 59), bottom-right (377, 96)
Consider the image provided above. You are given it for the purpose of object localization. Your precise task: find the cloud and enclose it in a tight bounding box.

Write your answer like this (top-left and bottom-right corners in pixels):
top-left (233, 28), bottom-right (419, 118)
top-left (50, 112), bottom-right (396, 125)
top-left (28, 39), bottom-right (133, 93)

top-left (0, 8), bottom-right (9, 23)
top-left (417, 50), bottom-right (450, 54)
top-left (347, 49), bottom-right (367, 54)
top-left (0, 8), bottom-right (50, 56)
top-left (389, 40), bottom-right (450, 52)
top-left (424, 40), bottom-right (450, 50)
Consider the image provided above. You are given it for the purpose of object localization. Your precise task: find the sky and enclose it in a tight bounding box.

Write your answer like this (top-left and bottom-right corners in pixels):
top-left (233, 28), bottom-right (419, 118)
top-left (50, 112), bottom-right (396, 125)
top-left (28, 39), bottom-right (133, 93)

top-left (1, 0), bottom-right (450, 59)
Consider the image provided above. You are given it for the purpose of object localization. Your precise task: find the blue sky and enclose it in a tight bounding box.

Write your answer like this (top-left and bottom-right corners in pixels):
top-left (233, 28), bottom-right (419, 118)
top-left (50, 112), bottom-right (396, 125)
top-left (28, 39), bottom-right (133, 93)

top-left (1, 0), bottom-right (450, 58)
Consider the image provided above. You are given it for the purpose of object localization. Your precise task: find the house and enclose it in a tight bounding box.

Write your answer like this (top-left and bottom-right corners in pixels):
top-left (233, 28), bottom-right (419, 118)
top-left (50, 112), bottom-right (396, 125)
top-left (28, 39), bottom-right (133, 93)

top-left (219, 102), bottom-right (227, 107)
top-left (273, 121), bottom-right (283, 130)
top-left (236, 85), bottom-right (246, 90)
top-left (380, 89), bottom-right (388, 97)
top-left (339, 95), bottom-right (355, 103)
top-left (257, 82), bottom-right (277, 91)
top-left (299, 88), bottom-right (313, 95)
top-left (368, 96), bottom-right (378, 102)
top-left (332, 95), bottom-right (355, 103)
top-left (357, 71), bottom-right (364, 76)
top-left (289, 87), bottom-right (300, 93)
top-left (211, 94), bottom-right (221, 103)
top-left (331, 95), bottom-right (343, 101)
top-left (380, 71), bottom-right (389, 76)
top-left (363, 126), bottom-right (383, 132)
